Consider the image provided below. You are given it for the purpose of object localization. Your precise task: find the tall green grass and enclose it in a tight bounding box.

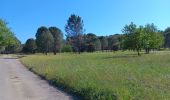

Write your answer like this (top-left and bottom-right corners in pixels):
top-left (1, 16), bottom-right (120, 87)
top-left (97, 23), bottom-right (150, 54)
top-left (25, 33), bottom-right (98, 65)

top-left (20, 51), bottom-right (170, 100)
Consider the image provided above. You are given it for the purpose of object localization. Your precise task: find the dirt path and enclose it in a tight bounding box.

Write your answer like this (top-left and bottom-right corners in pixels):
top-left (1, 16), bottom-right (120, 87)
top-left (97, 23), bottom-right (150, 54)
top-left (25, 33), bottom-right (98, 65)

top-left (0, 55), bottom-right (77, 100)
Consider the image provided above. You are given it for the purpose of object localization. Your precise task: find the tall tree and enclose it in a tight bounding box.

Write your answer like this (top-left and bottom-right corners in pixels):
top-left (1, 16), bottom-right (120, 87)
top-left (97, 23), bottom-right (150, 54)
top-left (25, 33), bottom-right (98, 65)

top-left (49, 27), bottom-right (63, 55)
top-left (23, 38), bottom-right (37, 53)
top-left (35, 26), bottom-right (54, 55)
top-left (65, 14), bottom-right (84, 54)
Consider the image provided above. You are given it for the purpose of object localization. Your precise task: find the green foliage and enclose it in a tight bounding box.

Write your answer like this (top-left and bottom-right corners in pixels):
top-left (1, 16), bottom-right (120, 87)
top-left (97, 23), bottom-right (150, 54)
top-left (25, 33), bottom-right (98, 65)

top-left (122, 22), bottom-right (143, 55)
top-left (143, 24), bottom-right (164, 53)
top-left (21, 51), bottom-right (170, 100)
top-left (122, 22), bottom-right (137, 50)
top-left (49, 27), bottom-right (63, 54)
top-left (23, 38), bottom-right (37, 53)
top-left (35, 26), bottom-right (54, 54)
top-left (0, 19), bottom-right (21, 53)
top-left (5, 37), bottom-right (22, 53)
top-left (121, 22), bottom-right (164, 55)
top-left (61, 44), bottom-right (73, 52)
top-left (65, 14), bottom-right (84, 53)
top-left (0, 19), bottom-right (16, 46)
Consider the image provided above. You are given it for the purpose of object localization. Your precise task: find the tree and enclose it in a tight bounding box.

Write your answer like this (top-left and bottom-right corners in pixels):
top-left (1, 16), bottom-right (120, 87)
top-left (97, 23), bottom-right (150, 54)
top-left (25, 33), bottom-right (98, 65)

top-left (0, 19), bottom-right (21, 54)
top-left (143, 24), bottom-right (164, 53)
top-left (151, 32), bottom-right (164, 50)
top-left (122, 22), bottom-right (137, 50)
top-left (84, 33), bottom-right (101, 52)
top-left (133, 27), bottom-right (144, 55)
top-left (99, 36), bottom-right (108, 51)
top-left (108, 34), bottom-right (120, 51)
top-left (0, 19), bottom-right (16, 47)
top-left (23, 38), bottom-right (37, 53)
top-left (94, 39), bottom-right (101, 51)
top-left (164, 27), bottom-right (170, 49)
top-left (5, 37), bottom-right (22, 54)
top-left (49, 27), bottom-right (63, 55)
top-left (35, 26), bottom-right (54, 55)
top-left (122, 22), bottom-right (143, 55)
top-left (121, 22), bottom-right (164, 55)
top-left (65, 14), bottom-right (84, 54)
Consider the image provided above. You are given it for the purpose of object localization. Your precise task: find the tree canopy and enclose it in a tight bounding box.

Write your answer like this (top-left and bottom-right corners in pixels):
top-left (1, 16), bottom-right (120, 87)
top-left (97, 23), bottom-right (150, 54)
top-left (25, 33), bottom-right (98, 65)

top-left (121, 22), bottom-right (164, 55)
top-left (35, 26), bottom-right (54, 55)
top-left (0, 19), bottom-right (21, 53)
top-left (84, 33), bottom-right (101, 52)
top-left (23, 38), bottom-right (37, 53)
top-left (0, 19), bottom-right (16, 46)
top-left (49, 27), bottom-right (63, 54)
top-left (65, 14), bottom-right (84, 54)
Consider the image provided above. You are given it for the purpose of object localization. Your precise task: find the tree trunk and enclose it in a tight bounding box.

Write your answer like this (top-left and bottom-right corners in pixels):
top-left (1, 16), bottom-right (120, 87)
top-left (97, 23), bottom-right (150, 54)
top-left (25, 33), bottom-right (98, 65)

top-left (45, 49), bottom-right (48, 55)
top-left (53, 51), bottom-right (56, 55)
top-left (137, 50), bottom-right (140, 56)
top-left (145, 49), bottom-right (147, 53)
top-left (148, 49), bottom-right (150, 54)
top-left (145, 48), bottom-right (150, 54)
top-left (78, 48), bottom-right (80, 54)
top-left (137, 48), bottom-right (140, 56)
top-left (147, 48), bottom-right (150, 54)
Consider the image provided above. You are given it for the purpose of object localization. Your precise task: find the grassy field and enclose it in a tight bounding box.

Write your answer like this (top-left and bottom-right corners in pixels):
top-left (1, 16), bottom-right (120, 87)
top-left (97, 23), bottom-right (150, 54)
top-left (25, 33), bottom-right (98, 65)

top-left (20, 51), bottom-right (170, 100)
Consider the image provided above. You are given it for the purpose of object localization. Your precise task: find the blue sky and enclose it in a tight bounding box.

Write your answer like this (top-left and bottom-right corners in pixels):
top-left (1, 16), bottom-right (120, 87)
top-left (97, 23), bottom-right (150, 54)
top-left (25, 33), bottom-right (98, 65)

top-left (1, 0), bottom-right (170, 43)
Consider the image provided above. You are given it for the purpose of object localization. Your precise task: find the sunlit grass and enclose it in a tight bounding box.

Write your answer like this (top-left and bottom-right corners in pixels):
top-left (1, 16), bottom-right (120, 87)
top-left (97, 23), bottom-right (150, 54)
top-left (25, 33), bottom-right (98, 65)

top-left (20, 51), bottom-right (170, 100)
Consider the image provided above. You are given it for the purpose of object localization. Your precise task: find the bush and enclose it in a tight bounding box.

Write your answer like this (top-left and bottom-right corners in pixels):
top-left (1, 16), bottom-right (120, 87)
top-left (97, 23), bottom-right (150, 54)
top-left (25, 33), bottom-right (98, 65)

top-left (61, 44), bottom-right (73, 52)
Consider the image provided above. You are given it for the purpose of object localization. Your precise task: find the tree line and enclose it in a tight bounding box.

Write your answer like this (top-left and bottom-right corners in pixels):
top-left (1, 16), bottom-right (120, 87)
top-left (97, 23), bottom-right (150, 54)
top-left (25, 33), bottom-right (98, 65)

top-left (1, 14), bottom-right (170, 55)
top-left (23, 14), bottom-right (121, 55)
